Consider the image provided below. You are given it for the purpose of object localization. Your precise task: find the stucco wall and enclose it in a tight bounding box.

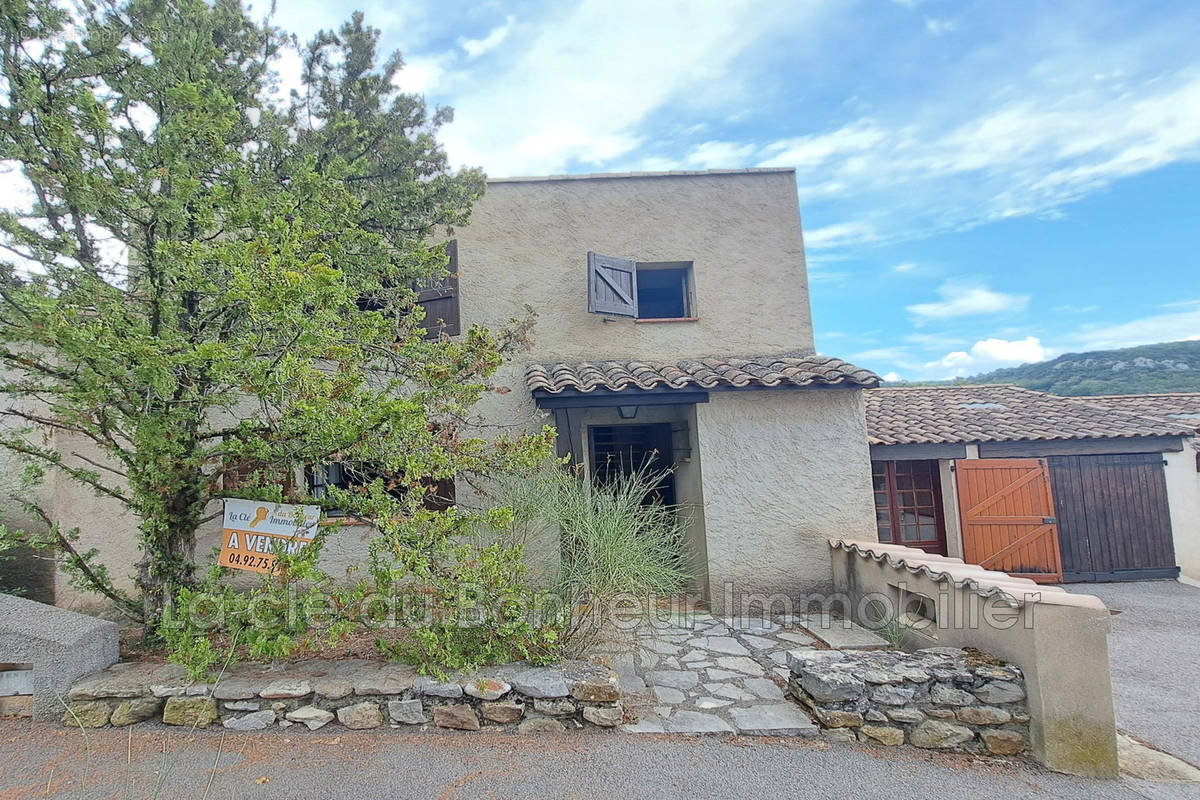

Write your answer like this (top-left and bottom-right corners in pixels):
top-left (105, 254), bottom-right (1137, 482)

top-left (695, 388), bottom-right (876, 612)
top-left (457, 169), bottom-right (814, 362)
top-left (1165, 440), bottom-right (1200, 584)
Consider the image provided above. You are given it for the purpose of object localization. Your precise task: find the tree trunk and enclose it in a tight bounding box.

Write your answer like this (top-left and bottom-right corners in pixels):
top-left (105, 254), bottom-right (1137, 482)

top-left (136, 484), bottom-right (203, 628)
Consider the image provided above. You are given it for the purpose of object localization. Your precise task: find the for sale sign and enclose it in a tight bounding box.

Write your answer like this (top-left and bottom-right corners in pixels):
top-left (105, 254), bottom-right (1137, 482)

top-left (218, 498), bottom-right (321, 574)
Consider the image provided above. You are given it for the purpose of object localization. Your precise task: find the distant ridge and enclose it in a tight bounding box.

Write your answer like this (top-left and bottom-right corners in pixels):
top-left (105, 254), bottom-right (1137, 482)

top-left (886, 340), bottom-right (1200, 396)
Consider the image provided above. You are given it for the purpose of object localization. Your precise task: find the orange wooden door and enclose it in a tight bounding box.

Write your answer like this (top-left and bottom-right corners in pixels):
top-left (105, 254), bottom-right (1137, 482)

top-left (955, 458), bottom-right (1063, 583)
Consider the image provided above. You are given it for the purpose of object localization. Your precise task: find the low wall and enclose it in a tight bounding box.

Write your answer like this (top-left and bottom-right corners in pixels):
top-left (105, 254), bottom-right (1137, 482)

top-left (828, 539), bottom-right (1118, 778)
top-left (61, 658), bottom-right (624, 733)
top-left (788, 647), bottom-right (1029, 755)
top-left (0, 594), bottom-right (119, 720)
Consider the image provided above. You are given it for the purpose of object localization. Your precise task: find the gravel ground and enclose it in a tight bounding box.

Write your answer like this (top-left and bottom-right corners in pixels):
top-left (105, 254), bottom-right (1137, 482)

top-left (2, 720), bottom-right (1196, 800)
top-left (1081, 580), bottom-right (1200, 767)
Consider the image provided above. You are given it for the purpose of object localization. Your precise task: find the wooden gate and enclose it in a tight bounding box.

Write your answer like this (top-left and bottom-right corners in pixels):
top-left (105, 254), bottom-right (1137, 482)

top-left (1049, 453), bottom-right (1178, 582)
top-left (955, 458), bottom-right (1063, 583)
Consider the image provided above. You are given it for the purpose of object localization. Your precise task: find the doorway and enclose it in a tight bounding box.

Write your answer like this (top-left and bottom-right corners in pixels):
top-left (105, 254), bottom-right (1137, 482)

top-left (588, 423), bottom-right (677, 505)
top-left (872, 459), bottom-right (948, 556)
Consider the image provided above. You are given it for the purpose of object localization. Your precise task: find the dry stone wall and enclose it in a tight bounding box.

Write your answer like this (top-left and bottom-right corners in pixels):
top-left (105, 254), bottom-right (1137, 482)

top-left (61, 658), bottom-right (623, 734)
top-left (787, 647), bottom-right (1029, 756)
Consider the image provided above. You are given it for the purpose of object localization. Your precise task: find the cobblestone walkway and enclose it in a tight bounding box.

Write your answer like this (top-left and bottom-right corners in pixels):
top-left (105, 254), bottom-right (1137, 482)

top-left (590, 613), bottom-right (822, 735)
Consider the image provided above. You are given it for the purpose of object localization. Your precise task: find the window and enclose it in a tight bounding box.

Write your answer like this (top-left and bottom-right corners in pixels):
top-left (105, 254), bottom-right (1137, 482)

top-left (357, 240), bottom-right (460, 338)
top-left (306, 464), bottom-right (455, 513)
top-left (587, 252), bottom-right (695, 320)
top-left (635, 262), bottom-right (692, 319)
top-left (871, 459), bottom-right (946, 555)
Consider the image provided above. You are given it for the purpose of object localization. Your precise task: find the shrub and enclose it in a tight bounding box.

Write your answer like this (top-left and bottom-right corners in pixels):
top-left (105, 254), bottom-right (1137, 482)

top-left (504, 467), bottom-right (691, 653)
top-left (159, 487), bottom-right (567, 680)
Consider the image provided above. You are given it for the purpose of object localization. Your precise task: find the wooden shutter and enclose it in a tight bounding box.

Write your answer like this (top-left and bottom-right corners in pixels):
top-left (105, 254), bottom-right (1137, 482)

top-left (416, 240), bottom-right (460, 338)
top-left (955, 458), bottom-right (1063, 583)
top-left (587, 252), bottom-right (638, 317)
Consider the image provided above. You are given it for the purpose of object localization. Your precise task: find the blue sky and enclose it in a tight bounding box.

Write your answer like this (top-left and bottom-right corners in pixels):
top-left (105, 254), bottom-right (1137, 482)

top-left (282, 0), bottom-right (1200, 380)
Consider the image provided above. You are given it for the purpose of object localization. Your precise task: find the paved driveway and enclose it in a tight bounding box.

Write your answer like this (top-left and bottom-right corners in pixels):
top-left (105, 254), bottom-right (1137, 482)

top-left (1082, 580), bottom-right (1200, 767)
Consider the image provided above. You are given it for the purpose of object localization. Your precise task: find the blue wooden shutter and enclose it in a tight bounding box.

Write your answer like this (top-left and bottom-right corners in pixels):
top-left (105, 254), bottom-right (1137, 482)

top-left (588, 252), bottom-right (638, 317)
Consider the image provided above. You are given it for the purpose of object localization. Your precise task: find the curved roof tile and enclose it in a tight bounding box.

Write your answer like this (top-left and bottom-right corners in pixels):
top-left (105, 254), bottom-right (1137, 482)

top-left (526, 354), bottom-right (879, 394)
top-left (865, 385), bottom-right (1193, 445)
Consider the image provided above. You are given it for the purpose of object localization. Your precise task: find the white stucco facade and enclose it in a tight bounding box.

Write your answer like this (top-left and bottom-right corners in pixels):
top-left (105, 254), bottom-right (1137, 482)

top-left (1165, 440), bottom-right (1200, 584)
top-left (696, 390), bottom-right (876, 609)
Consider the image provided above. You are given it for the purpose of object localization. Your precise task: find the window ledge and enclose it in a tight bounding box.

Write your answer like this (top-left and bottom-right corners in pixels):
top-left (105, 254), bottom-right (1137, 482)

top-left (634, 316), bottom-right (700, 324)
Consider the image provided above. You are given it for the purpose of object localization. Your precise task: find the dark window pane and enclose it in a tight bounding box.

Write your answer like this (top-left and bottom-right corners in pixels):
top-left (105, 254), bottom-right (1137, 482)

top-left (636, 267), bottom-right (688, 319)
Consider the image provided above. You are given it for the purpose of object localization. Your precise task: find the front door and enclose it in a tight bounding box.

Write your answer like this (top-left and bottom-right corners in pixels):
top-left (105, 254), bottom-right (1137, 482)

top-left (589, 423), bottom-right (676, 505)
top-left (872, 459), bottom-right (948, 555)
top-left (955, 458), bottom-right (1063, 583)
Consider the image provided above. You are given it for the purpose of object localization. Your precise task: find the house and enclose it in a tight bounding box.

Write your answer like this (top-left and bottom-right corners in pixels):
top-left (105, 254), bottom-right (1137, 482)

top-left (449, 169), bottom-right (880, 610)
top-left (18, 168), bottom-right (882, 613)
top-left (865, 385), bottom-right (1198, 584)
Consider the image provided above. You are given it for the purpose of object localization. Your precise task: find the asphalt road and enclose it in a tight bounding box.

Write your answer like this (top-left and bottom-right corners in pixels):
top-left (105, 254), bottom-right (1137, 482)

top-left (1084, 580), bottom-right (1200, 767)
top-left (2, 721), bottom-right (1197, 800)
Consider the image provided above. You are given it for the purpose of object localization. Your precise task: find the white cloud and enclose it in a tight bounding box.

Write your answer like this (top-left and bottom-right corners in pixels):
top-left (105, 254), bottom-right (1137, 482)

top-left (891, 261), bottom-right (918, 274)
top-left (924, 18), bottom-right (956, 36)
top-left (458, 15), bottom-right (515, 59)
top-left (922, 336), bottom-right (1049, 379)
top-left (907, 281), bottom-right (1029, 320)
top-left (439, 0), bottom-right (829, 175)
top-left (1060, 304), bottom-right (1200, 351)
top-left (759, 71), bottom-right (1200, 251)
top-left (804, 220), bottom-right (879, 250)
top-left (881, 371), bottom-right (901, 382)
top-left (684, 140), bottom-right (758, 169)
top-left (393, 53), bottom-right (455, 94)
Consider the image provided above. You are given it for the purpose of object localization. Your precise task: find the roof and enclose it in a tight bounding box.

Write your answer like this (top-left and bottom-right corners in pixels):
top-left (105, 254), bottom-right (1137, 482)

top-left (526, 354), bottom-right (879, 394)
top-left (866, 385), bottom-right (1194, 446)
top-left (1079, 393), bottom-right (1200, 431)
top-left (488, 167), bottom-right (794, 184)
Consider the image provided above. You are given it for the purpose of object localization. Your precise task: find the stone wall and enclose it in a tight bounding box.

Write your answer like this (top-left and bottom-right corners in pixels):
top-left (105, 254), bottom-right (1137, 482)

top-left (788, 648), bottom-right (1029, 756)
top-left (61, 659), bottom-right (623, 733)
top-left (828, 538), bottom-right (1118, 778)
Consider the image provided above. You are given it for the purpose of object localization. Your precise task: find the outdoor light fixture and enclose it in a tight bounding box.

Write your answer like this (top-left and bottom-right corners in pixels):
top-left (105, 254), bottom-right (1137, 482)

top-left (617, 405), bottom-right (639, 419)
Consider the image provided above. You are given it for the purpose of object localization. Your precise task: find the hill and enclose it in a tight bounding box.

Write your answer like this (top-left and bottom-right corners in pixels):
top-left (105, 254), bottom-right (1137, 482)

top-left (961, 340), bottom-right (1200, 395)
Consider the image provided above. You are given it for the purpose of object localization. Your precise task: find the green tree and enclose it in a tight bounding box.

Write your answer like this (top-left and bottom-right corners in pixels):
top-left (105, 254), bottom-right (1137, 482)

top-left (0, 0), bottom-right (551, 624)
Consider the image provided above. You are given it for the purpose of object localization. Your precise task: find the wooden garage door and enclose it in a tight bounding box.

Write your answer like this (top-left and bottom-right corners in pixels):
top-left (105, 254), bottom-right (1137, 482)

top-left (956, 459), bottom-right (1063, 583)
top-left (1049, 453), bottom-right (1178, 582)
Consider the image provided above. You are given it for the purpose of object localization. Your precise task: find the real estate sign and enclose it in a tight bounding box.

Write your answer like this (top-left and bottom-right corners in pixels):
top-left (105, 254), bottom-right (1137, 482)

top-left (218, 498), bottom-right (321, 574)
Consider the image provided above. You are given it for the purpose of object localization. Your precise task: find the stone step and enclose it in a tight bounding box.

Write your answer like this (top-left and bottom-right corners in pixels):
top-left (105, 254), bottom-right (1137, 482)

top-left (797, 614), bottom-right (889, 650)
top-left (730, 703), bottom-right (819, 737)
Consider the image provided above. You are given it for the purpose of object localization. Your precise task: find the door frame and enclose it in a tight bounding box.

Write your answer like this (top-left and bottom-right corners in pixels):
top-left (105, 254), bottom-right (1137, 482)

top-left (871, 459), bottom-right (949, 556)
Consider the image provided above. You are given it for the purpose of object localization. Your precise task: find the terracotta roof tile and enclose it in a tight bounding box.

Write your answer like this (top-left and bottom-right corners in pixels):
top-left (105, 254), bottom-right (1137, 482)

top-left (1078, 393), bottom-right (1200, 432)
top-left (866, 385), bottom-right (1193, 445)
top-left (526, 354), bottom-right (879, 394)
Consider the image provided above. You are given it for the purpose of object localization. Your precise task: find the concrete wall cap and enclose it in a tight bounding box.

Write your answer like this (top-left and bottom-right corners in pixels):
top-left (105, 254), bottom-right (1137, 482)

top-left (0, 593), bottom-right (119, 649)
top-left (828, 538), bottom-right (1107, 611)
top-left (487, 167), bottom-right (796, 184)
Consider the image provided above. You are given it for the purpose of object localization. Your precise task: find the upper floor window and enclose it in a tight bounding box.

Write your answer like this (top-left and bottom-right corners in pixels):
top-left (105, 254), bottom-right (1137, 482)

top-left (358, 239), bottom-right (460, 338)
top-left (587, 252), bottom-right (696, 321)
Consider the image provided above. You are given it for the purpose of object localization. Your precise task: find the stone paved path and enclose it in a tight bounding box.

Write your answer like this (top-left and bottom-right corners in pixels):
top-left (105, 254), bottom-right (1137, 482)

top-left (589, 613), bottom-right (822, 736)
